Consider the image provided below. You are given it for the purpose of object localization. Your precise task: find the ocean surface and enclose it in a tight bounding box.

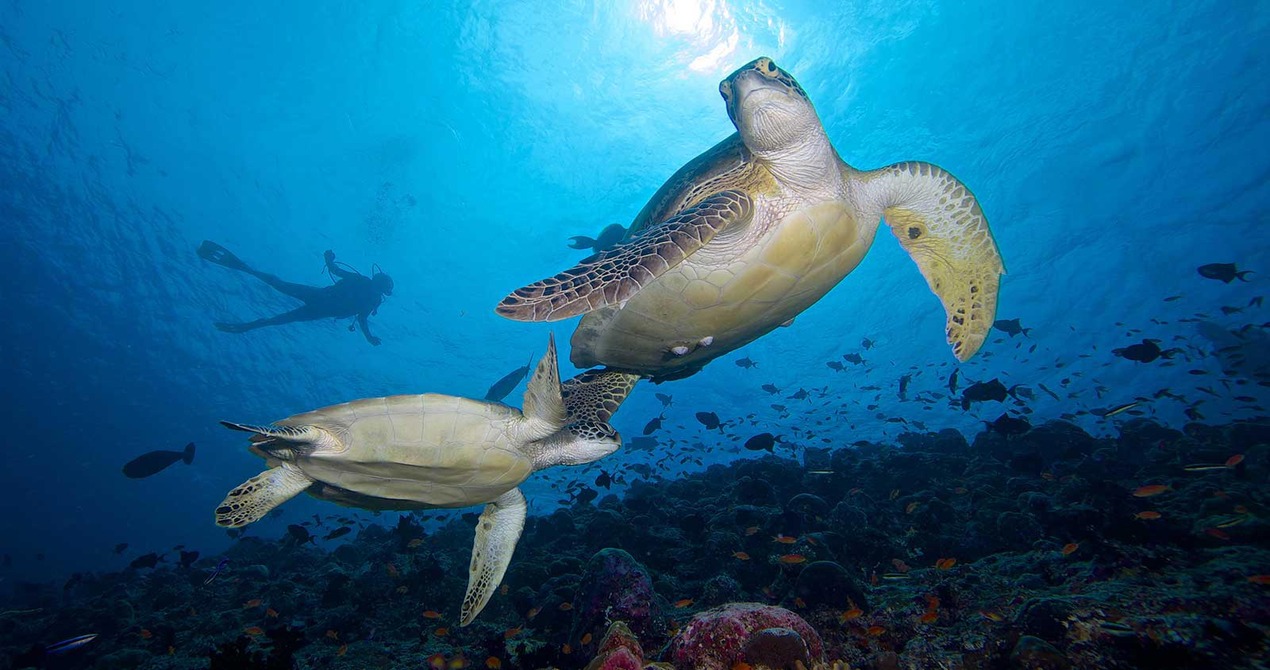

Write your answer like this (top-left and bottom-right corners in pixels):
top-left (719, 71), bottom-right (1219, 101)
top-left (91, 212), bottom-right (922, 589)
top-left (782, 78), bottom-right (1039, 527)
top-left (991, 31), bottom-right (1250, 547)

top-left (1, 1), bottom-right (1267, 669)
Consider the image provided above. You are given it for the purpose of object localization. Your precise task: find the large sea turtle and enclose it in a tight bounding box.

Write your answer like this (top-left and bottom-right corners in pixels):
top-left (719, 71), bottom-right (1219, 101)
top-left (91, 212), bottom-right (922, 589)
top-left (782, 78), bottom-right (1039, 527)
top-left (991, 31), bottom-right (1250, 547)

top-left (212, 335), bottom-right (635, 625)
top-left (498, 57), bottom-right (1004, 382)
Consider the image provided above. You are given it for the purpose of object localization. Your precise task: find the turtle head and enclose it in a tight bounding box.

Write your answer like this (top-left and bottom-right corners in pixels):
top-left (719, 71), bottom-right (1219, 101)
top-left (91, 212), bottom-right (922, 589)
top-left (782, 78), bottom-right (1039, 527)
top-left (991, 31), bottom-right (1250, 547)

top-left (525, 419), bottom-right (620, 469)
top-left (719, 57), bottom-right (820, 154)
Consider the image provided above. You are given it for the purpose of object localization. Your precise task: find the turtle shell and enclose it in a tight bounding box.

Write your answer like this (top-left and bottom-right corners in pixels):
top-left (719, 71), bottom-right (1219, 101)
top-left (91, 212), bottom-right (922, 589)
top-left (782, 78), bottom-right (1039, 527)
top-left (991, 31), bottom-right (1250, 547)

top-left (262, 394), bottom-right (533, 508)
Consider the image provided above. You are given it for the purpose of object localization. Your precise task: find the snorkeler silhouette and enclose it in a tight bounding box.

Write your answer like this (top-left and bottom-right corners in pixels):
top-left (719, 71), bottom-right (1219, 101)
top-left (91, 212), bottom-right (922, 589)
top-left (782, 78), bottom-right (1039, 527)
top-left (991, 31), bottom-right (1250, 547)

top-left (198, 241), bottom-right (393, 346)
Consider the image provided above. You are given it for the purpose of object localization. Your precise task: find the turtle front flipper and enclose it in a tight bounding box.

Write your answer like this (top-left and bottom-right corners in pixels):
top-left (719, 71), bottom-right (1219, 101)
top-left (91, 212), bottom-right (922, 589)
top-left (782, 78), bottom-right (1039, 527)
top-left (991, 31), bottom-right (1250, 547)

top-left (461, 488), bottom-right (527, 626)
top-left (215, 464), bottom-right (314, 528)
top-left (496, 190), bottom-right (753, 322)
top-left (854, 161), bottom-right (1005, 362)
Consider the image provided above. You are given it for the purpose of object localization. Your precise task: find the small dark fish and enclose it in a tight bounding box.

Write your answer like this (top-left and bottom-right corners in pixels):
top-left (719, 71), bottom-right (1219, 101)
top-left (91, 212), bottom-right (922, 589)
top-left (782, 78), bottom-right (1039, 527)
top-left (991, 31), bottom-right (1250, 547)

top-left (898, 374), bottom-right (912, 400)
top-left (761, 383), bottom-right (780, 394)
top-left (571, 486), bottom-right (598, 505)
top-left (735, 357), bottom-right (758, 369)
top-left (46, 633), bottom-right (98, 655)
top-left (643, 414), bottom-right (664, 435)
top-left (861, 337), bottom-right (874, 349)
top-left (1197, 263), bottom-right (1252, 283)
top-left (787, 388), bottom-right (809, 401)
top-left (993, 318), bottom-right (1032, 337)
top-left (287, 524), bottom-right (315, 545)
top-left (204, 558), bottom-right (230, 585)
top-left (113, 543), bottom-right (128, 555)
top-left (948, 368), bottom-right (959, 394)
top-left (654, 393), bottom-right (673, 408)
top-left (985, 413), bottom-right (1031, 436)
top-left (129, 552), bottom-right (164, 569)
top-left (770, 404), bottom-right (787, 413)
top-left (1113, 339), bottom-right (1172, 363)
top-left (1099, 401), bottom-right (1140, 418)
top-left (627, 436), bottom-right (658, 452)
top-left (843, 353), bottom-right (864, 365)
top-left (961, 379), bottom-right (1010, 409)
top-left (744, 433), bottom-right (776, 452)
top-left (695, 411), bottom-right (722, 430)
top-left (595, 470), bottom-right (612, 489)
top-left (484, 364), bottom-right (531, 402)
top-left (568, 223), bottom-right (627, 252)
top-left (179, 550), bottom-right (200, 568)
top-left (826, 361), bottom-right (845, 372)
top-left (122, 442), bottom-right (195, 479)
top-left (323, 527), bottom-right (352, 541)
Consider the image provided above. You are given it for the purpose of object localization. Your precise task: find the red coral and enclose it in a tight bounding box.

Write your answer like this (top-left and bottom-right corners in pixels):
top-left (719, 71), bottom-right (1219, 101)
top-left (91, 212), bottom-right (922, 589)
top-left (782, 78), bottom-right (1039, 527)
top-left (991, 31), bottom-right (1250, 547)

top-left (669, 602), bottom-right (824, 670)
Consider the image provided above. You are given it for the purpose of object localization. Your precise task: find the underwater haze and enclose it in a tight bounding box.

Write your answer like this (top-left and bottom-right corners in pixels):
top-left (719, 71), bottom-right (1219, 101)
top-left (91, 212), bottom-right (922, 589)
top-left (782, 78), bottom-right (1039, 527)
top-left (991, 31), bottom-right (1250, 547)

top-left (1, 1), bottom-right (1268, 669)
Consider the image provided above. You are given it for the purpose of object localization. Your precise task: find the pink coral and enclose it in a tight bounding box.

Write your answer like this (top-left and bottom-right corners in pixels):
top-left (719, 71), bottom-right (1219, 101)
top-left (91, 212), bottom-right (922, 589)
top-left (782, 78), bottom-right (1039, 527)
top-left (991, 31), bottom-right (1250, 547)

top-left (669, 602), bottom-right (824, 670)
top-left (584, 621), bottom-right (647, 670)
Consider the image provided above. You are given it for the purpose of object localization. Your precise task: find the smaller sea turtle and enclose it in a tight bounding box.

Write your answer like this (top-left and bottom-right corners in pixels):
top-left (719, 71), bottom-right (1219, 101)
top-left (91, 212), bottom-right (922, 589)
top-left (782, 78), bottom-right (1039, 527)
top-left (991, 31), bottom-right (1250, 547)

top-left (213, 335), bottom-right (635, 625)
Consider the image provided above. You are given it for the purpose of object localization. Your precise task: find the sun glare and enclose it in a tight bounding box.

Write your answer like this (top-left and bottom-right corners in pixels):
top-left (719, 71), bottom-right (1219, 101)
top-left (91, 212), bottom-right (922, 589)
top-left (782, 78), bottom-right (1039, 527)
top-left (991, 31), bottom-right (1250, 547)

top-left (638, 0), bottom-right (741, 73)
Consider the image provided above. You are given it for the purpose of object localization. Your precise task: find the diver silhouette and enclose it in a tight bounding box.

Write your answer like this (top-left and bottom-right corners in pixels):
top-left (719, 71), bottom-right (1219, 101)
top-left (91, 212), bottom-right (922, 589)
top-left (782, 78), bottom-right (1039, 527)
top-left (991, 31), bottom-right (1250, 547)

top-left (198, 241), bottom-right (393, 346)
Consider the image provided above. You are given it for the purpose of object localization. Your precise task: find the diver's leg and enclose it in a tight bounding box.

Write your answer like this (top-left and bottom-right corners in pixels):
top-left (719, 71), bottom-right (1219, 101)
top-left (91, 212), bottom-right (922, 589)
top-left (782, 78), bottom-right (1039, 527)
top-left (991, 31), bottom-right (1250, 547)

top-left (241, 271), bottom-right (323, 303)
top-left (215, 305), bottom-right (322, 333)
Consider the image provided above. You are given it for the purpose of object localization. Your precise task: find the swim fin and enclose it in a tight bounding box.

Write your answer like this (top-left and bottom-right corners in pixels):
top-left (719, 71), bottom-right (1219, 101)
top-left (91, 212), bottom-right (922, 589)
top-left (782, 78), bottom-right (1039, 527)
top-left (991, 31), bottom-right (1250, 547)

top-left (197, 240), bottom-right (251, 272)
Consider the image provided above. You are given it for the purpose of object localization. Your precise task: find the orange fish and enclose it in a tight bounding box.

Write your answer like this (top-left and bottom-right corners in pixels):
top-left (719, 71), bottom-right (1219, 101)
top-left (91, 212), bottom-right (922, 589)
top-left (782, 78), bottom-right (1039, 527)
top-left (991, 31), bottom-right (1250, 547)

top-left (138, 629), bottom-right (152, 639)
top-left (1204, 527), bottom-right (1230, 540)
top-left (499, 584), bottom-right (509, 596)
top-left (486, 658), bottom-right (503, 669)
top-left (558, 602), bottom-right (573, 611)
top-left (953, 487), bottom-right (968, 495)
top-left (839, 606), bottom-right (863, 622)
top-left (527, 606), bottom-right (541, 619)
top-left (733, 551), bottom-right (751, 561)
top-left (266, 608), bottom-right (279, 618)
top-left (581, 632), bottom-right (593, 645)
top-left (866, 625), bottom-right (886, 636)
top-left (848, 488), bottom-right (863, 496)
top-left (1133, 484), bottom-right (1171, 498)
top-left (1226, 454), bottom-right (1245, 468)
top-left (385, 563), bottom-right (400, 578)
top-left (448, 656), bottom-right (469, 669)
top-left (980, 610), bottom-right (1004, 622)
top-left (935, 558), bottom-right (957, 570)
top-left (1062, 543), bottom-right (1079, 556)
top-left (905, 501), bottom-right (920, 514)
top-left (337, 644), bottom-right (348, 657)
top-left (674, 598), bottom-right (695, 608)
top-left (1040, 471), bottom-right (1055, 481)
top-left (891, 558), bottom-right (910, 573)
top-left (744, 526), bottom-right (760, 536)
top-left (325, 629), bottom-right (339, 640)
top-left (1235, 505), bottom-right (1249, 514)
top-left (427, 653), bottom-right (447, 670)
top-left (918, 610), bottom-right (938, 623)
top-left (243, 599), bottom-right (263, 608)
top-left (732, 662), bottom-right (754, 670)
top-left (773, 534), bottom-right (797, 544)
top-left (779, 554), bottom-right (807, 565)
top-left (504, 625), bottom-right (522, 639)
top-left (562, 643), bottom-right (572, 655)
top-left (793, 597), bottom-right (806, 609)
top-left (1133, 511), bottom-right (1162, 520)
top-left (168, 645), bottom-right (175, 655)
top-left (1246, 575), bottom-right (1270, 585)
top-left (434, 627), bottom-right (449, 637)
top-left (422, 610), bottom-right (443, 619)
top-left (244, 626), bottom-right (264, 636)
top-left (407, 538), bottom-right (425, 548)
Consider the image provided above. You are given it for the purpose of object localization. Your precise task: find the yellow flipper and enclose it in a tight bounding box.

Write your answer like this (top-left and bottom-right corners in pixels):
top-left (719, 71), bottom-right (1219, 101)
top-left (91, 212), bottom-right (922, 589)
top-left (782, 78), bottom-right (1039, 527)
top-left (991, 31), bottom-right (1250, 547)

top-left (854, 161), bottom-right (1005, 361)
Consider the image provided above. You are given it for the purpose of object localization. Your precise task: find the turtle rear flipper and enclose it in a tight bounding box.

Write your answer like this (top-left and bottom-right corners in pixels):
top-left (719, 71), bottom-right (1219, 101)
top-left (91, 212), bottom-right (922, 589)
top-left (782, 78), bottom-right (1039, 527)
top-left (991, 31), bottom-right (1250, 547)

top-left (461, 488), bottom-right (527, 626)
top-left (215, 465), bottom-right (314, 528)
top-left (854, 162), bottom-right (1005, 362)
top-left (497, 190), bottom-right (753, 322)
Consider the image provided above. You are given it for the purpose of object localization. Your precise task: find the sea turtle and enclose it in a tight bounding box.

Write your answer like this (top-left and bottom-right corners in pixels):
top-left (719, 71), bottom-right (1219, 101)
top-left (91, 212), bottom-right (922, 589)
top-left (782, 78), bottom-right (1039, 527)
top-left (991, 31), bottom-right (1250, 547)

top-left (498, 57), bottom-right (1005, 382)
top-left (212, 335), bottom-right (635, 625)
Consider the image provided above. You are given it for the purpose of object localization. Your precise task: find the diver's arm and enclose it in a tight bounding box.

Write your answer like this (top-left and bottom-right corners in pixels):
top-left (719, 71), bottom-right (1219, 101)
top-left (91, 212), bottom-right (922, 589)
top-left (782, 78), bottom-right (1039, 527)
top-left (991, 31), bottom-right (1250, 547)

top-left (358, 312), bottom-right (381, 346)
top-left (324, 250), bottom-right (358, 280)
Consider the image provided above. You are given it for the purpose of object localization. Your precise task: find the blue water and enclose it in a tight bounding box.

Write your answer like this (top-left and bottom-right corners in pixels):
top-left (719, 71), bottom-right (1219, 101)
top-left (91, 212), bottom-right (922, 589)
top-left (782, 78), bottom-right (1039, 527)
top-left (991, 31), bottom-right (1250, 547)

top-left (1, 0), bottom-right (1266, 587)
